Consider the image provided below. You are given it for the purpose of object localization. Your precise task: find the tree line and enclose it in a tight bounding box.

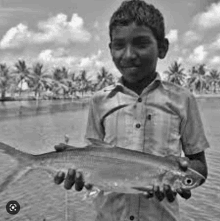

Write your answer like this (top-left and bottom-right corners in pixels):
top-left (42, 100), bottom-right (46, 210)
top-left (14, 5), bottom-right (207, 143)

top-left (0, 59), bottom-right (220, 101)
top-left (164, 61), bottom-right (220, 94)
top-left (0, 60), bottom-right (115, 100)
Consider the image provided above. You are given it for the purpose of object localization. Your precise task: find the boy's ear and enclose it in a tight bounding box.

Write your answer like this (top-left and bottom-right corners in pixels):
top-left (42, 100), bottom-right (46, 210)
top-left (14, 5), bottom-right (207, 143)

top-left (109, 42), bottom-right (113, 57)
top-left (158, 38), bottom-right (169, 59)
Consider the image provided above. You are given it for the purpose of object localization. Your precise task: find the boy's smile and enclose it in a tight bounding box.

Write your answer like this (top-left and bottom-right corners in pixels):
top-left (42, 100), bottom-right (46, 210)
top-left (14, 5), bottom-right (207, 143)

top-left (109, 22), bottom-right (168, 87)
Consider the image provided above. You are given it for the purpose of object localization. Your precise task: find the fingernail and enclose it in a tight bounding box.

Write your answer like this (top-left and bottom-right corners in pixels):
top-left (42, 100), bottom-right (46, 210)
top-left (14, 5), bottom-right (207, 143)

top-left (85, 183), bottom-right (93, 190)
top-left (58, 171), bottom-right (64, 177)
top-left (176, 188), bottom-right (182, 194)
top-left (68, 169), bottom-right (75, 176)
top-left (76, 171), bottom-right (81, 179)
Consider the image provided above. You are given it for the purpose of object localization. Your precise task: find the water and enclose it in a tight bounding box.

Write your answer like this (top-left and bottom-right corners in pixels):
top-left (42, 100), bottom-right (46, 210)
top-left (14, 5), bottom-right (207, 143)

top-left (0, 98), bottom-right (219, 221)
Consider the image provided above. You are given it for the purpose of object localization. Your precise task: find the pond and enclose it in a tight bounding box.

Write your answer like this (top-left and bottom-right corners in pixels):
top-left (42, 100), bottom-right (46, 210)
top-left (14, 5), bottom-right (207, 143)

top-left (0, 98), bottom-right (219, 221)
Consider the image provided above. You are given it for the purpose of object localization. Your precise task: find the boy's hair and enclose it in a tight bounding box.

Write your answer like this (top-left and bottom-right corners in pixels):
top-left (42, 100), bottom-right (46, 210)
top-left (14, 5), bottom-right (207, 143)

top-left (109, 0), bottom-right (165, 42)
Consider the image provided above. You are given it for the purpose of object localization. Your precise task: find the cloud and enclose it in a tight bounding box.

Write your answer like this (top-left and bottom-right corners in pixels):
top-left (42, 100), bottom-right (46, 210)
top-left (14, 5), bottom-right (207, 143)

top-left (0, 23), bottom-right (30, 49)
top-left (183, 30), bottom-right (201, 45)
top-left (209, 56), bottom-right (220, 65)
top-left (94, 35), bottom-right (101, 41)
top-left (177, 57), bottom-right (183, 64)
top-left (193, 2), bottom-right (220, 29)
top-left (38, 48), bottom-right (78, 66)
top-left (94, 21), bottom-right (99, 29)
top-left (35, 13), bottom-right (91, 44)
top-left (38, 49), bottom-right (104, 73)
top-left (78, 50), bottom-right (104, 69)
top-left (209, 34), bottom-right (220, 50)
top-left (166, 29), bottom-right (178, 44)
top-left (188, 45), bottom-right (207, 63)
top-left (0, 13), bottom-right (91, 49)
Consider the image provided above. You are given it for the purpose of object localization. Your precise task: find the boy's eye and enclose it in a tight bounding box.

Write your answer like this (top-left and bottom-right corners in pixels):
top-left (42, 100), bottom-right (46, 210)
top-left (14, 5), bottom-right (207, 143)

top-left (134, 40), bottom-right (151, 48)
top-left (135, 43), bottom-right (148, 48)
top-left (112, 42), bottom-right (125, 49)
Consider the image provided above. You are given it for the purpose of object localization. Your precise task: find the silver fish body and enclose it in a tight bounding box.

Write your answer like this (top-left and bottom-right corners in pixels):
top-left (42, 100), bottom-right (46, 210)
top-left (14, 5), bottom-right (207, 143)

top-left (0, 140), bottom-right (205, 194)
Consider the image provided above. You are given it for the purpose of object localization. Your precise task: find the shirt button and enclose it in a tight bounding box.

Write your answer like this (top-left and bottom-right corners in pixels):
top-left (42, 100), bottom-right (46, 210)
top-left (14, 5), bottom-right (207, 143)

top-left (135, 123), bottom-right (141, 128)
top-left (137, 97), bottom-right (142, 102)
top-left (130, 215), bottom-right (135, 220)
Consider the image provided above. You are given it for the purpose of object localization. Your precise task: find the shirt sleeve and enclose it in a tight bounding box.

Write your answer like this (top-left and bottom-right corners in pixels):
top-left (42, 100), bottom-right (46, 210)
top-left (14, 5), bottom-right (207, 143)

top-left (84, 96), bottom-right (105, 143)
top-left (180, 94), bottom-right (210, 155)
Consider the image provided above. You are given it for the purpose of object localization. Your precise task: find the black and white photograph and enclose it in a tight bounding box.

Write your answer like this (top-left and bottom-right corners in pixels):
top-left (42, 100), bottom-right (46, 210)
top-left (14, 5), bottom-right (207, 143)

top-left (0, 0), bottom-right (219, 220)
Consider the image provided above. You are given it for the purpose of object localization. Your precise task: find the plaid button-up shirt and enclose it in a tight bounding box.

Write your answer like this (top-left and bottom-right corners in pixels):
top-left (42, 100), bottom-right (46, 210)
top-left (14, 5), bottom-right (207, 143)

top-left (85, 73), bottom-right (209, 221)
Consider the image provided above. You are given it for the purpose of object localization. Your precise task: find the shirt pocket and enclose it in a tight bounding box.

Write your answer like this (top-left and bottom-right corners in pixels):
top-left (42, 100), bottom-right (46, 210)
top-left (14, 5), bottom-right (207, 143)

top-left (151, 110), bottom-right (181, 136)
top-left (145, 109), bottom-right (181, 155)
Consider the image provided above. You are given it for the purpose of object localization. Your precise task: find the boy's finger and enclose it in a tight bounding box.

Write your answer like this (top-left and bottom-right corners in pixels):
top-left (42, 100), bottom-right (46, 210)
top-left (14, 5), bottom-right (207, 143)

top-left (164, 185), bottom-right (176, 202)
top-left (177, 189), bottom-right (191, 200)
top-left (64, 169), bottom-right (76, 190)
top-left (75, 171), bottom-right (84, 191)
top-left (54, 143), bottom-right (67, 152)
top-left (54, 171), bottom-right (65, 184)
top-left (84, 183), bottom-right (93, 190)
top-left (154, 185), bottom-right (164, 201)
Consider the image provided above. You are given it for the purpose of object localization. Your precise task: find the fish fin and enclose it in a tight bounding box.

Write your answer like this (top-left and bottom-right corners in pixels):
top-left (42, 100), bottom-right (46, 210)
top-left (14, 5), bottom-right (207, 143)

top-left (0, 142), bottom-right (34, 194)
top-left (132, 186), bottom-right (153, 193)
top-left (0, 166), bottom-right (40, 194)
top-left (87, 138), bottom-right (115, 148)
top-left (54, 143), bottom-right (78, 152)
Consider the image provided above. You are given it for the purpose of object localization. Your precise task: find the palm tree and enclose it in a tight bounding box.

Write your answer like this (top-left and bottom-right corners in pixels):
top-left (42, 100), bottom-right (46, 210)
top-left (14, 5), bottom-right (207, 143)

top-left (187, 64), bottom-right (207, 94)
top-left (52, 67), bottom-right (69, 98)
top-left (77, 70), bottom-right (90, 96)
top-left (13, 60), bottom-right (33, 96)
top-left (96, 67), bottom-right (115, 90)
top-left (164, 61), bottom-right (186, 86)
top-left (206, 69), bottom-right (220, 93)
top-left (67, 72), bottom-right (78, 98)
top-left (0, 64), bottom-right (13, 100)
top-left (31, 62), bottom-right (53, 99)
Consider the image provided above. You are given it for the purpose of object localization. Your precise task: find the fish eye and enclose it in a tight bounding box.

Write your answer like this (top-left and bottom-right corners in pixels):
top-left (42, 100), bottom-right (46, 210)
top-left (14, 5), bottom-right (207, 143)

top-left (183, 177), bottom-right (194, 186)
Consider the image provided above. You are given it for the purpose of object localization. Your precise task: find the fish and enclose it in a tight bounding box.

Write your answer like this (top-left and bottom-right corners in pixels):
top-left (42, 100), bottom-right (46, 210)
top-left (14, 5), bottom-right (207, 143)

top-left (0, 139), bottom-right (205, 196)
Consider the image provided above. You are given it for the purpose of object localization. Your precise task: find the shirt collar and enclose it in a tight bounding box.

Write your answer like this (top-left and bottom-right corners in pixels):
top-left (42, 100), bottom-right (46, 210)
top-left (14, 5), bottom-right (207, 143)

top-left (104, 72), bottom-right (164, 94)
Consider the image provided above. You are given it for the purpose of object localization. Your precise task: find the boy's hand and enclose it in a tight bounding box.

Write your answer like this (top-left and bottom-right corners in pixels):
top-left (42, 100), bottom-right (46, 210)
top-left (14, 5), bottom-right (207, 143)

top-left (53, 143), bottom-right (85, 191)
top-left (54, 143), bottom-right (72, 152)
top-left (145, 156), bottom-right (191, 202)
top-left (54, 169), bottom-right (85, 191)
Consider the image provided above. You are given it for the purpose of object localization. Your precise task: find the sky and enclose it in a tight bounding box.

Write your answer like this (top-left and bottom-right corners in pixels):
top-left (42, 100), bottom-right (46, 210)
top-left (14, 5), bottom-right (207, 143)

top-left (0, 0), bottom-right (220, 79)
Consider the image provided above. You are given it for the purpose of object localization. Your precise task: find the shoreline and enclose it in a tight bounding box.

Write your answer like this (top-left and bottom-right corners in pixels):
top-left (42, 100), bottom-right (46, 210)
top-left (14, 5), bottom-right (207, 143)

top-left (0, 95), bottom-right (92, 102)
top-left (1, 93), bottom-right (220, 102)
top-left (0, 97), bottom-right (91, 121)
top-left (194, 94), bottom-right (220, 99)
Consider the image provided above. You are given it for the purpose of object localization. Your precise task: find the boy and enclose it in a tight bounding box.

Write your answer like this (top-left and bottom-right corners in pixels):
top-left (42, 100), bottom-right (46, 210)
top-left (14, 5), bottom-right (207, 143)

top-left (54, 0), bottom-right (209, 220)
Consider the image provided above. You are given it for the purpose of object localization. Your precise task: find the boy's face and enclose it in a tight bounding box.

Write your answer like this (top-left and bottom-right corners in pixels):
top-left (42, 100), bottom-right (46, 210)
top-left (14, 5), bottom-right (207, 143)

top-left (109, 22), bottom-right (168, 83)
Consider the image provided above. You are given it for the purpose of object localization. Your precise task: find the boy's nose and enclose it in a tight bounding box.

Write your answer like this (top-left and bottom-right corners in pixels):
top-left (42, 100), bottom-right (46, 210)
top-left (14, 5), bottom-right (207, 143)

top-left (122, 45), bottom-right (137, 59)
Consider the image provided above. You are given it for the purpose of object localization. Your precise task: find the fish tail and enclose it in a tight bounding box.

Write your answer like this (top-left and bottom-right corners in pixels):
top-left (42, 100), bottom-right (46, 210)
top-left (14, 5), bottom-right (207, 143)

top-left (0, 142), bottom-right (35, 193)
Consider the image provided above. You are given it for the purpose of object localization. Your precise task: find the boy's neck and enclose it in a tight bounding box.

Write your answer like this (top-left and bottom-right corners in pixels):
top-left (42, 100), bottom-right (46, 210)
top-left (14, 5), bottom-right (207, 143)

top-left (122, 72), bottom-right (157, 95)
